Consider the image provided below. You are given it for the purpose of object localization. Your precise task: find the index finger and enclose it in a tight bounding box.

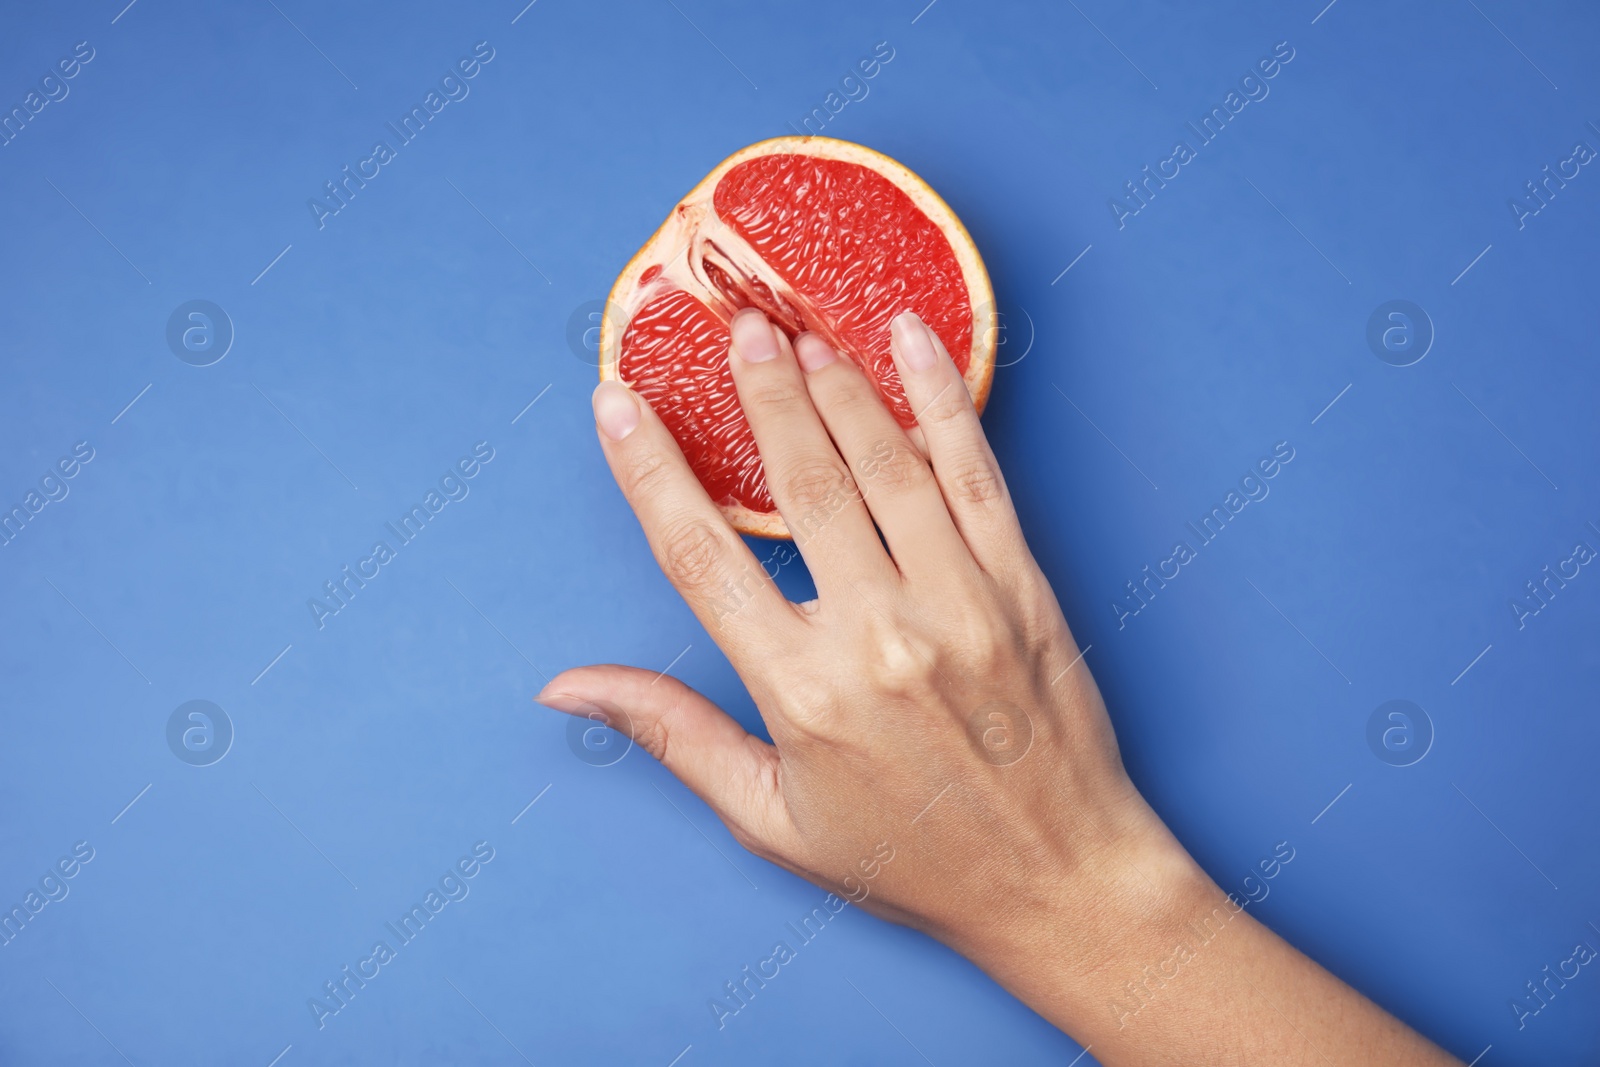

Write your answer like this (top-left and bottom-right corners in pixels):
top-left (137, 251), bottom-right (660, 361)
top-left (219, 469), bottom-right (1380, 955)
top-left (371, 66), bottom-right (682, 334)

top-left (591, 380), bottom-right (803, 653)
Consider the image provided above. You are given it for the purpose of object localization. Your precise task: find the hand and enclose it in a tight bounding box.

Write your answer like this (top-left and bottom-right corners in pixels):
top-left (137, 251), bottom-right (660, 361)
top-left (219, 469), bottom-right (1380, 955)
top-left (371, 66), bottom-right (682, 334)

top-left (547, 308), bottom-right (1149, 934)
top-left (542, 309), bottom-right (1460, 1065)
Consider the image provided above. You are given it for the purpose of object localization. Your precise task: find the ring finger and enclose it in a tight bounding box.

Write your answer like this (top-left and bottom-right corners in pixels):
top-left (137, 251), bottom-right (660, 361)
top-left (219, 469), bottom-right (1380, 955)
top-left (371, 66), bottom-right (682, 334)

top-left (792, 330), bottom-right (973, 579)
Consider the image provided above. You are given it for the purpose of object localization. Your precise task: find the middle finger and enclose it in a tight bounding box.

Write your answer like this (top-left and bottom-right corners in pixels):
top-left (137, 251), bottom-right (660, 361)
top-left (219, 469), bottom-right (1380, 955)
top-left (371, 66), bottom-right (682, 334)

top-left (727, 309), bottom-right (894, 594)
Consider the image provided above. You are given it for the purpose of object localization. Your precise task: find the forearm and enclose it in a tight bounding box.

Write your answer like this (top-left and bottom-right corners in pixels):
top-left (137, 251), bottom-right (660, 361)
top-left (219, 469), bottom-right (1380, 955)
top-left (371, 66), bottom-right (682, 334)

top-left (954, 807), bottom-right (1460, 1066)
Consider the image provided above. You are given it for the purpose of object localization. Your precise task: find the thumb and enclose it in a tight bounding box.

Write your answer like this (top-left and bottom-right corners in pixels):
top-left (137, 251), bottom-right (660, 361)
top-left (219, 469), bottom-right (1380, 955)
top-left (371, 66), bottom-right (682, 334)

top-left (536, 664), bottom-right (786, 845)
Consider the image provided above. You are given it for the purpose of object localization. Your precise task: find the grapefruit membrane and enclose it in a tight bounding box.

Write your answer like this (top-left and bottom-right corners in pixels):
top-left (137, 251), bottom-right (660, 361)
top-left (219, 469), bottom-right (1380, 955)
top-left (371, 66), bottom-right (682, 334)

top-left (599, 137), bottom-right (995, 539)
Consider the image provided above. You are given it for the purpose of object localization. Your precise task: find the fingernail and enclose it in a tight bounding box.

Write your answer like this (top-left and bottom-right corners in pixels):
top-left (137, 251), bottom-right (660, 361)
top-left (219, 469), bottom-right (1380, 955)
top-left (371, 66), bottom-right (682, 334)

top-left (592, 381), bottom-right (640, 441)
top-left (794, 332), bottom-right (838, 372)
top-left (534, 689), bottom-right (584, 713)
top-left (892, 311), bottom-right (938, 372)
top-left (731, 308), bottom-right (778, 363)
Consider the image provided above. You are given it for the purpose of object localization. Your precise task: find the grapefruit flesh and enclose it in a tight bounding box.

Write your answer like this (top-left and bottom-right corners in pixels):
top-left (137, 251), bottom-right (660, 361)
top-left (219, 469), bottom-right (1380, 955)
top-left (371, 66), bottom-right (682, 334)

top-left (600, 137), bottom-right (994, 539)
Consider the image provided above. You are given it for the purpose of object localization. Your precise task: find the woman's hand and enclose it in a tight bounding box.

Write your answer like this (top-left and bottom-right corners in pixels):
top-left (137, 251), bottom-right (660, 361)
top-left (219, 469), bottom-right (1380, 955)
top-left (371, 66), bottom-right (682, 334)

top-left (546, 308), bottom-right (1156, 943)
top-left (541, 309), bottom-right (1460, 1065)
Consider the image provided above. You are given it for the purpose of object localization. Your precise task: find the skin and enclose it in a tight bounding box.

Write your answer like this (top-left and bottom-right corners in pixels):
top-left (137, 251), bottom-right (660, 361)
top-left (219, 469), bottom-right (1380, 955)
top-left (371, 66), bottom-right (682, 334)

top-left (541, 308), bottom-right (1462, 1065)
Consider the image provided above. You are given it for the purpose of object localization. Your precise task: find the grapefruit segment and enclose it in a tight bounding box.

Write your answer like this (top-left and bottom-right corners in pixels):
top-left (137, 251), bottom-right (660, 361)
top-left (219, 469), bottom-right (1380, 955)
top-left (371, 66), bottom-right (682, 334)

top-left (600, 137), bottom-right (995, 539)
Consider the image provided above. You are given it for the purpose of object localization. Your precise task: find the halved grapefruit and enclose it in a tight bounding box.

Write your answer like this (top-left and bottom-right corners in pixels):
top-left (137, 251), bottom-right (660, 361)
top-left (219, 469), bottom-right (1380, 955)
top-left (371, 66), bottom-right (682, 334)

top-left (599, 136), bottom-right (995, 539)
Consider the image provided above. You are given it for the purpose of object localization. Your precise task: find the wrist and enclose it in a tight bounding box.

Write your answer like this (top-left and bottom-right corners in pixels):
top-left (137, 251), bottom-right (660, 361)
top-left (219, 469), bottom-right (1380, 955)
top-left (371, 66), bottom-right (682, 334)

top-left (948, 793), bottom-right (1220, 1043)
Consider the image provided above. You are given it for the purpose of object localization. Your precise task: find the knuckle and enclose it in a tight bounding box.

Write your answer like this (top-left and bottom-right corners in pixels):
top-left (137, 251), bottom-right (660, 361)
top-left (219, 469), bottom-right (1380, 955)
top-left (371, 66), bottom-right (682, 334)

top-left (950, 456), bottom-right (1005, 507)
top-left (635, 716), bottom-right (670, 764)
top-left (774, 672), bottom-right (840, 733)
top-left (819, 378), bottom-right (877, 421)
top-left (743, 379), bottom-right (805, 413)
top-left (657, 519), bottom-right (726, 590)
top-left (954, 611), bottom-right (1011, 674)
top-left (622, 447), bottom-right (673, 498)
top-left (863, 623), bottom-right (938, 700)
top-left (858, 440), bottom-right (929, 496)
top-left (781, 459), bottom-right (856, 516)
top-left (920, 392), bottom-right (971, 429)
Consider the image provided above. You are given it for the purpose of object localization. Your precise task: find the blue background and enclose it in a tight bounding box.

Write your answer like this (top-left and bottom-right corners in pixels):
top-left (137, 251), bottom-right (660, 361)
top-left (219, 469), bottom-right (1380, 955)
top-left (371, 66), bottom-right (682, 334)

top-left (2, 0), bottom-right (1597, 1063)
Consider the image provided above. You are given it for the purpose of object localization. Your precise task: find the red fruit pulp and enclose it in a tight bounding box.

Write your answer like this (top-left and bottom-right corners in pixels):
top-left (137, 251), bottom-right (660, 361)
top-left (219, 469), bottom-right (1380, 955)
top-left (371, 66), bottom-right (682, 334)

top-left (617, 154), bottom-right (974, 513)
